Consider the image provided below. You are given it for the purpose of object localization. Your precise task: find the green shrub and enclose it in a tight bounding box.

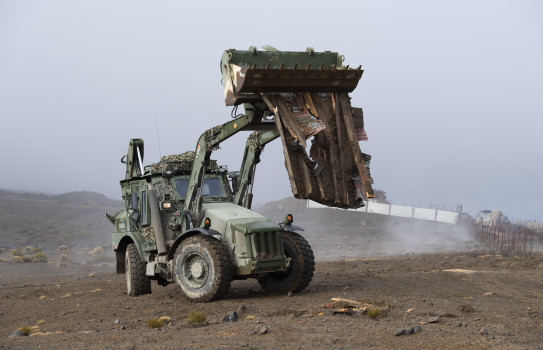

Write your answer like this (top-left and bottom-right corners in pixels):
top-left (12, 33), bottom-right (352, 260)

top-left (22, 256), bottom-right (32, 263)
top-left (23, 246), bottom-right (42, 254)
top-left (32, 252), bottom-right (48, 263)
top-left (10, 249), bottom-right (23, 257)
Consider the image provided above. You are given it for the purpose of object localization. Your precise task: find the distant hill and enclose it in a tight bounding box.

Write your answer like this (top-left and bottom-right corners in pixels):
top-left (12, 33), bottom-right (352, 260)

top-left (0, 190), bottom-right (123, 252)
top-left (0, 189), bottom-right (121, 206)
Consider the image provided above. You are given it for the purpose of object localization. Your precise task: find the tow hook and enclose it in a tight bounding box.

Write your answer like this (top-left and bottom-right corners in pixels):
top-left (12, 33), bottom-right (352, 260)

top-left (282, 257), bottom-right (291, 271)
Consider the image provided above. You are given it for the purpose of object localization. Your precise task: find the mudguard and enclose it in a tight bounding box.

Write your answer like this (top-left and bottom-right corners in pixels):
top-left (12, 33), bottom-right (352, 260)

top-left (167, 228), bottom-right (222, 260)
top-left (281, 223), bottom-right (304, 233)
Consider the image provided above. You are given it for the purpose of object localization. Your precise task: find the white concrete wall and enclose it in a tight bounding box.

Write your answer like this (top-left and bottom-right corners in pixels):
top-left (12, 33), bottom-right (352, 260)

top-left (306, 200), bottom-right (459, 224)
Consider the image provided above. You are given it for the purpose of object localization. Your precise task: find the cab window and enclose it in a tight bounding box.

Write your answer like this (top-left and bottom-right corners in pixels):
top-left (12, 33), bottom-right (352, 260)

top-left (175, 178), bottom-right (189, 197)
top-left (202, 178), bottom-right (223, 196)
top-left (174, 177), bottom-right (224, 198)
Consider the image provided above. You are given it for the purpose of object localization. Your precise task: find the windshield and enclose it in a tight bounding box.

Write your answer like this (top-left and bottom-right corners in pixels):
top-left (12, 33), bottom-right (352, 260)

top-left (175, 179), bottom-right (189, 197)
top-left (202, 178), bottom-right (224, 196)
top-left (174, 177), bottom-right (224, 198)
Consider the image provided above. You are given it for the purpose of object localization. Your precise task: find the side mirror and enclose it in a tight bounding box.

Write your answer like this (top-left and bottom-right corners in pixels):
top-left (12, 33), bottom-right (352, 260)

top-left (228, 171), bottom-right (240, 190)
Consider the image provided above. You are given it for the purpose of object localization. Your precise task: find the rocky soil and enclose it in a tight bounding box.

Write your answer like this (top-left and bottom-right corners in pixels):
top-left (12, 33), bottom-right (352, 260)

top-left (1, 197), bottom-right (542, 349)
top-left (1, 253), bottom-right (542, 350)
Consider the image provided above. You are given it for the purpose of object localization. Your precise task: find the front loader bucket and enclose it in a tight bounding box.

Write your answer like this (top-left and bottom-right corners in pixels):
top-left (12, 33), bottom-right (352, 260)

top-left (221, 47), bottom-right (363, 106)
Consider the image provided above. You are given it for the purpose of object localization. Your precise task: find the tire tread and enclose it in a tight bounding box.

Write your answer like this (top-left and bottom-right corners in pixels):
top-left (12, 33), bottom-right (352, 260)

top-left (127, 243), bottom-right (151, 296)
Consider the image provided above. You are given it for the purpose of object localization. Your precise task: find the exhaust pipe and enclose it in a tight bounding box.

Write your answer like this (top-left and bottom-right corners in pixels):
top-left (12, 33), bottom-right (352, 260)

top-left (136, 146), bottom-right (168, 262)
top-left (148, 184), bottom-right (168, 262)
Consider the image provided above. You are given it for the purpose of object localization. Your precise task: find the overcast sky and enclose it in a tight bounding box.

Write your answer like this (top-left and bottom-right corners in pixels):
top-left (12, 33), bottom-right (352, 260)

top-left (1, 0), bottom-right (542, 221)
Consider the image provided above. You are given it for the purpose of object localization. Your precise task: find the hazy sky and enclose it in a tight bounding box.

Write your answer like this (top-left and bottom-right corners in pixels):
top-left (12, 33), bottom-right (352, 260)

top-left (1, 1), bottom-right (542, 221)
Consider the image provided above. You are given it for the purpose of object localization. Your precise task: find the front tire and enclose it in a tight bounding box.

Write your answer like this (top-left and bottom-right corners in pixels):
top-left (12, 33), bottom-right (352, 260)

top-left (173, 235), bottom-right (232, 302)
top-left (125, 243), bottom-right (151, 296)
top-left (257, 232), bottom-right (315, 293)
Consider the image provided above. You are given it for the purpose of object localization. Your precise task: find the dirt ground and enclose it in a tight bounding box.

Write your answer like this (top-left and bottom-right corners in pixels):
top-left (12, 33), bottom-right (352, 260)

top-left (1, 252), bottom-right (542, 350)
top-left (1, 201), bottom-right (542, 349)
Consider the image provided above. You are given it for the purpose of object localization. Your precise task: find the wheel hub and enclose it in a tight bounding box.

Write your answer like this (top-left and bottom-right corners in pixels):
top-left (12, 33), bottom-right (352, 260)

top-left (190, 262), bottom-right (204, 278)
top-left (178, 253), bottom-right (209, 289)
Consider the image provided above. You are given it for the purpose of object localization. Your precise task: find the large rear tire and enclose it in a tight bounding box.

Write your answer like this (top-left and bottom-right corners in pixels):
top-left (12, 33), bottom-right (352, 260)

top-left (257, 232), bottom-right (315, 293)
top-left (125, 243), bottom-right (151, 296)
top-left (173, 235), bottom-right (232, 302)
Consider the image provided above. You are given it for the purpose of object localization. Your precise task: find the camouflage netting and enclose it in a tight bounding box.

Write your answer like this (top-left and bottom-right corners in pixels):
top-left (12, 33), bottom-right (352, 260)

top-left (147, 152), bottom-right (219, 175)
top-left (148, 152), bottom-right (196, 175)
top-left (141, 226), bottom-right (156, 242)
top-left (153, 181), bottom-right (175, 202)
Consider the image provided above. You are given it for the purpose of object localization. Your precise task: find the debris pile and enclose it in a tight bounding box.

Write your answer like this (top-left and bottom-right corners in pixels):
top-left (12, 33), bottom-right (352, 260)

top-left (263, 92), bottom-right (373, 208)
top-left (220, 47), bottom-right (375, 209)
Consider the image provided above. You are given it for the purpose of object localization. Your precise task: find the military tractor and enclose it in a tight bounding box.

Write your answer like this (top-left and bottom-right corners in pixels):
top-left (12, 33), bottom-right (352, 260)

top-left (106, 47), bottom-right (374, 302)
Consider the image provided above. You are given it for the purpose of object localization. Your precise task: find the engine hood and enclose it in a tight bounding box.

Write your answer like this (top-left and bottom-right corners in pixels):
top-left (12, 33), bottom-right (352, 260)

top-left (201, 203), bottom-right (281, 234)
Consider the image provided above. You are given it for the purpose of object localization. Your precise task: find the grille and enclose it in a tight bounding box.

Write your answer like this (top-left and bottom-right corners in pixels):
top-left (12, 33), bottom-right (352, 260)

top-left (251, 232), bottom-right (283, 260)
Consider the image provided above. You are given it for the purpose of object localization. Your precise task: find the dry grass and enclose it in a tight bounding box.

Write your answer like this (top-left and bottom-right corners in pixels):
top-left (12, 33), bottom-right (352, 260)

top-left (29, 331), bottom-right (52, 336)
top-left (11, 256), bottom-right (23, 263)
top-left (146, 318), bottom-right (164, 329)
top-left (23, 246), bottom-right (41, 254)
top-left (90, 247), bottom-right (104, 255)
top-left (158, 316), bottom-right (171, 324)
top-left (187, 311), bottom-right (206, 325)
top-left (366, 308), bottom-right (381, 319)
top-left (19, 325), bottom-right (32, 336)
top-left (57, 245), bottom-right (70, 252)
top-left (32, 252), bottom-right (48, 263)
top-left (147, 316), bottom-right (171, 328)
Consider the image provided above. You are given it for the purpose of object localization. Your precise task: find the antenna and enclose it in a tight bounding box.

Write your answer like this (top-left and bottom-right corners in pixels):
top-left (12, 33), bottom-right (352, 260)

top-left (153, 102), bottom-right (163, 158)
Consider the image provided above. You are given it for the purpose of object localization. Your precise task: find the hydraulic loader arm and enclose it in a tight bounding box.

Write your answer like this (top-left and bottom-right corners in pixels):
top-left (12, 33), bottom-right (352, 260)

top-left (182, 114), bottom-right (253, 225)
top-left (234, 129), bottom-right (280, 208)
top-left (123, 139), bottom-right (144, 180)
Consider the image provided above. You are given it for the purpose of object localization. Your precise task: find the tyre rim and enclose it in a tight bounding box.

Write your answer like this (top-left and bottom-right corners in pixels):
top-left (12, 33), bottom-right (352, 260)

top-left (182, 253), bottom-right (209, 289)
top-left (125, 250), bottom-right (132, 293)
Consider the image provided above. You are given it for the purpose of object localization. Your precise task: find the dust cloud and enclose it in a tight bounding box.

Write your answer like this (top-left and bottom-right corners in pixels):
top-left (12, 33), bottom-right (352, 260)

top-left (378, 219), bottom-right (476, 256)
top-left (258, 198), bottom-right (478, 261)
